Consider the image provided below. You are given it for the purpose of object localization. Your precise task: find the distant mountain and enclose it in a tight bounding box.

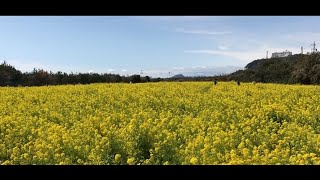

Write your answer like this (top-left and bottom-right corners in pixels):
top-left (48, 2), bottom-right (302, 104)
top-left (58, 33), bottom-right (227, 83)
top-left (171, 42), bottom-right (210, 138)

top-left (171, 74), bottom-right (185, 78)
top-left (171, 66), bottom-right (242, 78)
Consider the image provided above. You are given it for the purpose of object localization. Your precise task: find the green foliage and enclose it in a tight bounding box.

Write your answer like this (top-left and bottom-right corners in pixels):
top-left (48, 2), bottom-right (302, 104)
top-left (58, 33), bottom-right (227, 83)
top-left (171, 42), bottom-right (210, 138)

top-left (227, 54), bottom-right (320, 85)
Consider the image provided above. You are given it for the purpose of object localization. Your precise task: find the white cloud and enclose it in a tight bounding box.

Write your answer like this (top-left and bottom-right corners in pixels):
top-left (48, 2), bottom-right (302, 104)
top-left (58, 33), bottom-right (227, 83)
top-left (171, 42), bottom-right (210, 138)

top-left (184, 49), bottom-right (263, 63)
top-left (173, 67), bottom-right (185, 70)
top-left (284, 32), bottom-right (320, 44)
top-left (176, 28), bottom-right (232, 35)
top-left (185, 46), bottom-right (303, 64)
top-left (132, 16), bottom-right (212, 22)
top-left (139, 66), bottom-right (242, 78)
top-left (107, 69), bottom-right (115, 72)
top-left (5, 59), bottom-right (69, 73)
top-left (121, 69), bottom-right (127, 72)
top-left (88, 70), bottom-right (93, 73)
top-left (217, 44), bottom-right (229, 50)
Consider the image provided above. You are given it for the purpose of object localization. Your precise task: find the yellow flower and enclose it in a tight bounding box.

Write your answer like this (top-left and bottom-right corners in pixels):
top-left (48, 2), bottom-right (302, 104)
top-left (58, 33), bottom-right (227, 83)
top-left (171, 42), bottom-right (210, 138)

top-left (190, 157), bottom-right (198, 165)
top-left (115, 154), bottom-right (121, 163)
top-left (127, 157), bottom-right (135, 165)
top-left (163, 161), bottom-right (170, 165)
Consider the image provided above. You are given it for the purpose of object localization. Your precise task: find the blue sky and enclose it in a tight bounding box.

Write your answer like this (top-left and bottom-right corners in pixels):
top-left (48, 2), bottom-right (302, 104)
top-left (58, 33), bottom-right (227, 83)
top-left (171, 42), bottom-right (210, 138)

top-left (0, 16), bottom-right (319, 77)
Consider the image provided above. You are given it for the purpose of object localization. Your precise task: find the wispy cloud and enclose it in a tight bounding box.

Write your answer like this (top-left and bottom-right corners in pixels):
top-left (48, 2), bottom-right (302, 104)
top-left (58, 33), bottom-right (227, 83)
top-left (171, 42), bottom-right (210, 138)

top-left (173, 67), bottom-right (185, 70)
top-left (107, 69), bottom-right (115, 72)
top-left (139, 66), bottom-right (242, 78)
top-left (132, 16), bottom-right (212, 22)
top-left (217, 44), bottom-right (230, 50)
top-left (284, 32), bottom-right (320, 49)
top-left (176, 28), bottom-right (232, 35)
top-left (6, 59), bottom-right (71, 73)
top-left (185, 49), bottom-right (263, 62)
top-left (185, 46), bottom-right (303, 63)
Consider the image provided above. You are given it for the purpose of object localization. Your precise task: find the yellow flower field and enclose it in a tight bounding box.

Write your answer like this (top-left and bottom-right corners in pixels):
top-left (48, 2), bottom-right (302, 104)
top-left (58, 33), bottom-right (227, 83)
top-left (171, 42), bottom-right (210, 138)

top-left (1, 82), bottom-right (320, 165)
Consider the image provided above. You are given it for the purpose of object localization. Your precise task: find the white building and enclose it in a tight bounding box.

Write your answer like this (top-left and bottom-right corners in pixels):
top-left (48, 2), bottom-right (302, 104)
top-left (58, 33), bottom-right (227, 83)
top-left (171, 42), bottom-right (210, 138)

top-left (271, 50), bottom-right (292, 58)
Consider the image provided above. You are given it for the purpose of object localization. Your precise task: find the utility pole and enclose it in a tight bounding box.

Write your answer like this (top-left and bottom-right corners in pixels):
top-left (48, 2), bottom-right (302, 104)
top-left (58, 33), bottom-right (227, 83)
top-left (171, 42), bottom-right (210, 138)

top-left (311, 41), bottom-right (317, 53)
top-left (301, 46), bottom-right (303, 54)
top-left (266, 51), bottom-right (268, 59)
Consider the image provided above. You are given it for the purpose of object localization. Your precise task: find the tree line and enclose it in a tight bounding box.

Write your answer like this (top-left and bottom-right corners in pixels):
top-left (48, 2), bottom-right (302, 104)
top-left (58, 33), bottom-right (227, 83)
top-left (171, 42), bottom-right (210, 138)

top-left (0, 61), bottom-right (157, 86)
top-left (2, 53), bottom-right (320, 86)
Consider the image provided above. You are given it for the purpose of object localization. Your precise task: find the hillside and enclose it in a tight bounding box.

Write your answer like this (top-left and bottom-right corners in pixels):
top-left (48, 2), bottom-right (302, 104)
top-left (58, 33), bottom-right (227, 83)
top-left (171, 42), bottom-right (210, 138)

top-left (224, 53), bottom-right (320, 84)
top-left (171, 74), bottom-right (185, 78)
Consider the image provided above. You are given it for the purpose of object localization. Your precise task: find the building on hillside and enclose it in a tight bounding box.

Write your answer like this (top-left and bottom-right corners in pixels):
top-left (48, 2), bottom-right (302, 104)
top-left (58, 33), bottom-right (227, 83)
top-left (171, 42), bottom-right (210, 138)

top-left (271, 50), bottom-right (292, 58)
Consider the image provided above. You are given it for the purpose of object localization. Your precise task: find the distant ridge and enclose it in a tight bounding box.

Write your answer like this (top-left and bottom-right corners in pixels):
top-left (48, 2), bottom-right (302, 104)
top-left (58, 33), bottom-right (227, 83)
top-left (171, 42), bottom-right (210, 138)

top-left (171, 74), bottom-right (185, 78)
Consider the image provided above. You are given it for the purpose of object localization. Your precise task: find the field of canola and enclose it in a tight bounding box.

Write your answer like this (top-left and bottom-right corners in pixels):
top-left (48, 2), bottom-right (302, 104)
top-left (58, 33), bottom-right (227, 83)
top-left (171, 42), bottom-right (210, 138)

top-left (1, 82), bottom-right (320, 165)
